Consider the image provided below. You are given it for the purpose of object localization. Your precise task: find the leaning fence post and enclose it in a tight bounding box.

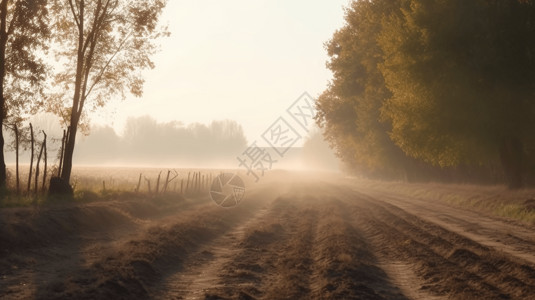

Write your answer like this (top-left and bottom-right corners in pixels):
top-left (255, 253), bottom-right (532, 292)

top-left (136, 173), bottom-right (142, 192)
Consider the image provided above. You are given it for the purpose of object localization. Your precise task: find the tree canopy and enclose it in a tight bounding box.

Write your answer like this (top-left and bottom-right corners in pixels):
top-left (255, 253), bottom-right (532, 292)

top-left (48, 0), bottom-right (169, 188)
top-left (317, 0), bottom-right (535, 186)
top-left (0, 0), bottom-right (49, 188)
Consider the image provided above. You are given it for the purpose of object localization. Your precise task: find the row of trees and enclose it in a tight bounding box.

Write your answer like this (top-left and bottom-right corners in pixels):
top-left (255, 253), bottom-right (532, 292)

top-left (3, 117), bottom-right (340, 172)
top-left (0, 116), bottom-right (248, 193)
top-left (73, 117), bottom-right (248, 165)
top-left (0, 0), bottom-right (168, 194)
top-left (316, 0), bottom-right (535, 188)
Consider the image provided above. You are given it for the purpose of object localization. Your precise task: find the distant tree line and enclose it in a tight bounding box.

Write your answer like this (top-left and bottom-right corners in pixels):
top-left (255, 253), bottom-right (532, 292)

top-left (73, 117), bottom-right (248, 166)
top-left (3, 116), bottom-right (248, 166)
top-left (317, 0), bottom-right (535, 188)
top-left (4, 117), bottom-right (340, 170)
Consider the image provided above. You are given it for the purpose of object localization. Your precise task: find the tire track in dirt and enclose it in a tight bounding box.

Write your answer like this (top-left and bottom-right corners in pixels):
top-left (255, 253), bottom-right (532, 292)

top-left (357, 187), bottom-right (535, 265)
top-left (347, 190), bottom-right (535, 299)
top-left (261, 196), bottom-right (318, 299)
top-left (34, 193), bottom-right (268, 299)
top-left (338, 191), bottom-right (445, 300)
top-left (196, 182), bottom-right (333, 299)
top-left (191, 195), bottom-right (315, 299)
top-left (153, 204), bottom-right (271, 299)
top-left (308, 197), bottom-right (406, 300)
top-left (149, 183), bottom-right (296, 300)
top-left (375, 261), bottom-right (445, 300)
top-left (199, 188), bottom-right (407, 300)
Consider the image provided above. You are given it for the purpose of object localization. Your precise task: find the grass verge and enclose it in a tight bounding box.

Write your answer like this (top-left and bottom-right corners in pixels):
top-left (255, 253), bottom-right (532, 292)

top-left (356, 180), bottom-right (535, 225)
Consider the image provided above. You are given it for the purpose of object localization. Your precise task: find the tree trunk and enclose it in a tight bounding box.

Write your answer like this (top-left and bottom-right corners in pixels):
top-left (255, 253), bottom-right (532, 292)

top-left (61, 124), bottom-right (77, 184)
top-left (52, 126), bottom-right (76, 196)
top-left (0, 0), bottom-right (8, 190)
top-left (500, 136), bottom-right (524, 189)
top-left (0, 131), bottom-right (5, 191)
top-left (14, 124), bottom-right (19, 194)
top-left (58, 1), bottom-right (86, 189)
top-left (42, 132), bottom-right (47, 191)
top-left (58, 129), bottom-right (66, 177)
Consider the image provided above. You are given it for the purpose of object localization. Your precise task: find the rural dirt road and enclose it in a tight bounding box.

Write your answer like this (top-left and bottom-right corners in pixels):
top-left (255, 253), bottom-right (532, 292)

top-left (1, 173), bottom-right (534, 299)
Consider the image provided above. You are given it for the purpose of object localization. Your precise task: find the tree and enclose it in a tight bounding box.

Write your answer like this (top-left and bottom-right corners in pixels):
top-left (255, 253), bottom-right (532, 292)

top-left (316, 0), bottom-right (410, 179)
top-left (48, 0), bottom-right (168, 191)
top-left (379, 0), bottom-right (535, 188)
top-left (119, 116), bottom-right (248, 165)
top-left (317, 0), bottom-right (535, 186)
top-left (0, 0), bottom-right (49, 189)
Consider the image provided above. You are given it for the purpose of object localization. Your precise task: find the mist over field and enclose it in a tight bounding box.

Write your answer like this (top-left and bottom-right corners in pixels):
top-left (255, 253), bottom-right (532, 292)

top-left (1, 1), bottom-right (535, 299)
top-left (2, 114), bottom-right (339, 170)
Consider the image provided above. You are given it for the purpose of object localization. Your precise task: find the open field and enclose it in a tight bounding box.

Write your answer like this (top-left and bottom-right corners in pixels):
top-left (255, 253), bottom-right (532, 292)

top-left (1, 166), bottom-right (250, 208)
top-left (1, 171), bottom-right (534, 299)
top-left (4, 166), bottom-right (239, 194)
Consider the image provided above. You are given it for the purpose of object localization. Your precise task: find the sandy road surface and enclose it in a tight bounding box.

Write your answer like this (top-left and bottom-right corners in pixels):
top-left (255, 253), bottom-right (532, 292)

top-left (1, 174), bottom-right (534, 299)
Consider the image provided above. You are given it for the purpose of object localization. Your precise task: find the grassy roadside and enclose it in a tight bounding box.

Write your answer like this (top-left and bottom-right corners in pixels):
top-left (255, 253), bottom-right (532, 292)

top-left (0, 188), bottom-right (190, 209)
top-left (354, 179), bottom-right (535, 225)
top-left (0, 166), bottom-right (237, 208)
top-left (0, 188), bottom-right (116, 208)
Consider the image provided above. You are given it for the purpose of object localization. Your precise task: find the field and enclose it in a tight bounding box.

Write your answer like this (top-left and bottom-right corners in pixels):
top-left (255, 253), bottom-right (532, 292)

top-left (1, 169), bottom-right (534, 299)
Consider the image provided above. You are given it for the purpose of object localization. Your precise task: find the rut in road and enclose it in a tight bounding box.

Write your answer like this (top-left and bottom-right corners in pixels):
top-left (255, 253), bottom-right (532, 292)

top-left (354, 185), bottom-right (535, 265)
top-left (306, 197), bottom-right (407, 299)
top-left (196, 186), bottom-right (408, 299)
top-left (346, 190), bottom-right (535, 300)
top-left (154, 204), bottom-right (271, 299)
top-left (190, 194), bottom-right (320, 299)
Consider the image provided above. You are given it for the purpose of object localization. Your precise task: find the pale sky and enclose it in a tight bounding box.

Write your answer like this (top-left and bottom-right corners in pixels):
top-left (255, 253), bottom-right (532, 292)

top-left (92, 0), bottom-right (350, 144)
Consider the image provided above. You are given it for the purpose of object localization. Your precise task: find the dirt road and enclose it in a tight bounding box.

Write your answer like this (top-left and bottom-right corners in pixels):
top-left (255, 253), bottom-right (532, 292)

top-left (1, 174), bottom-right (534, 299)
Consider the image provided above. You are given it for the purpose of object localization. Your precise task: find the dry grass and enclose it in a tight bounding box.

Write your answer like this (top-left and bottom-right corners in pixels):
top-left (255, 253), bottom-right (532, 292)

top-left (358, 179), bottom-right (535, 225)
top-left (1, 166), bottom-right (252, 208)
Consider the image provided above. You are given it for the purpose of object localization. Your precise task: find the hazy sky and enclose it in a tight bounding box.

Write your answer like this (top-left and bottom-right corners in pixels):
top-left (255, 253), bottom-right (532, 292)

top-left (92, 0), bottom-right (350, 144)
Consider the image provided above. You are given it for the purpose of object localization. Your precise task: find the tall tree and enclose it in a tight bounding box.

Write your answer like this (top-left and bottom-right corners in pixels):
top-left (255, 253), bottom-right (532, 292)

top-left (318, 0), bottom-right (535, 186)
top-left (379, 0), bottom-right (535, 188)
top-left (49, 0), bottom-right (168, 190)
top-left (0, 0), bottom-right (48, 189)
top-left (316, 0), bottom-right (410, 179)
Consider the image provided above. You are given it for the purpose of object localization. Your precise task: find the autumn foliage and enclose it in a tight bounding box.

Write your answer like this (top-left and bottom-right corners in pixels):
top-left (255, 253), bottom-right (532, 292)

top-left (317, 0), bottom-right (535, 187)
